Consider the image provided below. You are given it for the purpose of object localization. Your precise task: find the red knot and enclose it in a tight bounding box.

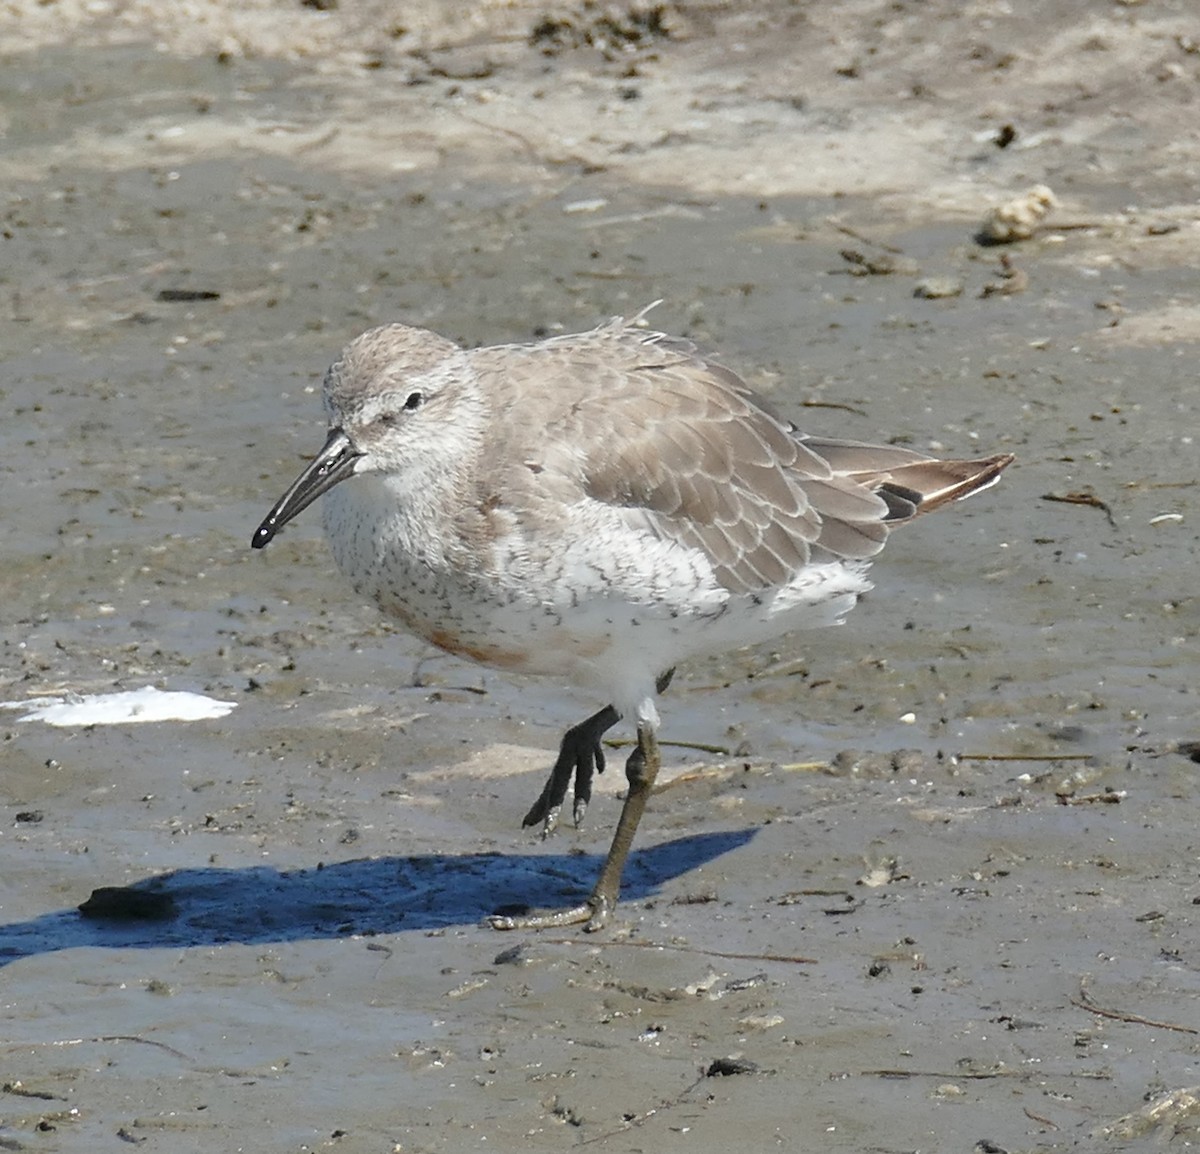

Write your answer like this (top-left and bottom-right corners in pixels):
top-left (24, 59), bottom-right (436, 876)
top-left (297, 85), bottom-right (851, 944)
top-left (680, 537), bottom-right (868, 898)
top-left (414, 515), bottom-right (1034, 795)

top-left (253, 307), bottom-right (1013, 931)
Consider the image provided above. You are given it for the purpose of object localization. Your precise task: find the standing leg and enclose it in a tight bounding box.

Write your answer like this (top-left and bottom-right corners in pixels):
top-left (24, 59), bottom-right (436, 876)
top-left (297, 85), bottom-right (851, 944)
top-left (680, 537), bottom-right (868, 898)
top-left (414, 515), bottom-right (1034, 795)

top-left (490, 723), bottom-right (662, 932)
top-left (580, 722), bottom-right (661, 932)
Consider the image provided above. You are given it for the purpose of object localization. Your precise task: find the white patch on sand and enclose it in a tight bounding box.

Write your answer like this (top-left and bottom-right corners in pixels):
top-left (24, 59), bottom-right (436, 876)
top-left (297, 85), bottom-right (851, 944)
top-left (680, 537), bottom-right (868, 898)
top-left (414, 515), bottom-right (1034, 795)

top-left (0, 687), bottom-right (237, 727)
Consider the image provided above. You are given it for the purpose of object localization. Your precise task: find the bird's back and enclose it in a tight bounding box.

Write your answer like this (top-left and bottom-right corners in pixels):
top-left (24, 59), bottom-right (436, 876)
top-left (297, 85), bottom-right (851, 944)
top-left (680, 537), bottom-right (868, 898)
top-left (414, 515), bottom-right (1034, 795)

top-left (465, 317), bottom-right (1010, 596)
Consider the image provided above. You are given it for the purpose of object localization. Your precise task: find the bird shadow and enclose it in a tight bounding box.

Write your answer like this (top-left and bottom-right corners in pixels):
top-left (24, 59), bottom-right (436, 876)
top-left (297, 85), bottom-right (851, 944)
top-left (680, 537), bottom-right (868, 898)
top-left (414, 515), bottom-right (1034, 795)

top-left (0, 829), bottom-right (756, 967)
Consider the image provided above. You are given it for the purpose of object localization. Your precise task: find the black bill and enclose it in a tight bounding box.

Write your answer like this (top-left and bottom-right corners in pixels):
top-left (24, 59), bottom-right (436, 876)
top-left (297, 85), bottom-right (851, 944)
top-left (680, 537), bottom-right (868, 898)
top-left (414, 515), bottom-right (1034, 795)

top-left (251, 427), bottom-right (363, 549)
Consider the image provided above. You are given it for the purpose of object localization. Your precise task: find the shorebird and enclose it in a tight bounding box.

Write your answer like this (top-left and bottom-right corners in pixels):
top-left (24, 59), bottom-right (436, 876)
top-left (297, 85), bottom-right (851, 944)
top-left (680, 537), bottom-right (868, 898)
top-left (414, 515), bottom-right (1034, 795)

top-left (252, 308), bottom-right (1012, 931)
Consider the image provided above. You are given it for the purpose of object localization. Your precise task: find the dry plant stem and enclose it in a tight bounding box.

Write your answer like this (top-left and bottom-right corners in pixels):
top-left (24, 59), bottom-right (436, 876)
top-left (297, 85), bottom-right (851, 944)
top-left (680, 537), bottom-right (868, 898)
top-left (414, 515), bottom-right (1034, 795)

top-left (1071, 989), bottom-right (1199, 1035)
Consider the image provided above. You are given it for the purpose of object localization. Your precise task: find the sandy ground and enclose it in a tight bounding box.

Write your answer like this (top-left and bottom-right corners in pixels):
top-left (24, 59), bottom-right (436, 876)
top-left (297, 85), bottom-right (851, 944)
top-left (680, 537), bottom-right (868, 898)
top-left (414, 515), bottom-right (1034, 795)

top-left (3, 2), bottom-right (1200, 1151)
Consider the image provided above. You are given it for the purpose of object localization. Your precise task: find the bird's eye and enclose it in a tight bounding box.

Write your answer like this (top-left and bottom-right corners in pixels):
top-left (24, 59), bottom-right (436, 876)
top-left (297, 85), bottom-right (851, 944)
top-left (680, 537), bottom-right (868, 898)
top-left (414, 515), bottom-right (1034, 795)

top-left (404, 392), bottom-right (423, 411)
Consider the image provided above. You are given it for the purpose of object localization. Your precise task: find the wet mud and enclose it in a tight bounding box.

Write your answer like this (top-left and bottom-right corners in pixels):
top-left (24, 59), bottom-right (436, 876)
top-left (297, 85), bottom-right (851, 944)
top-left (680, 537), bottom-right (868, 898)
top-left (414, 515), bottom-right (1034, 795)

top-left (2, 3), bottom-right (1199, 1151)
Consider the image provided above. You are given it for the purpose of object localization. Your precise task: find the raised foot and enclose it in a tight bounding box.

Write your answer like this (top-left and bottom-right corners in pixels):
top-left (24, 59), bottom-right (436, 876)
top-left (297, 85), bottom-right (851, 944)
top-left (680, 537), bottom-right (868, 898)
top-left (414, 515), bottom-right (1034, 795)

top-left (520, 669), bottom-right (673, 837)
top-left (488, 896), bottom-right (611, 933)
top-left (521, 705), bottom-right (617, 835)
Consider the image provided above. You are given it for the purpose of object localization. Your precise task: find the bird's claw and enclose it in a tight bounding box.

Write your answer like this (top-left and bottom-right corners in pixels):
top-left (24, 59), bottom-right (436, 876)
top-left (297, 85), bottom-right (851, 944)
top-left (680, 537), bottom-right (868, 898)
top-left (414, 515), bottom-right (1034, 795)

top-left (522, 708), bottom-right (615, 834)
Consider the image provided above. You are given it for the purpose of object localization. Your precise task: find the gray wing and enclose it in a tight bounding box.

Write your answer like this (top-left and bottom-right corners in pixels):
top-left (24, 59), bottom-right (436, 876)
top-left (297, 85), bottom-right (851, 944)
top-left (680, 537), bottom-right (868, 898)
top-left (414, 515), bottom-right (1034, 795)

top-left (539, 326), bottom-right (897, 593)
top-left (477, 320), bottom-right (1011, 595)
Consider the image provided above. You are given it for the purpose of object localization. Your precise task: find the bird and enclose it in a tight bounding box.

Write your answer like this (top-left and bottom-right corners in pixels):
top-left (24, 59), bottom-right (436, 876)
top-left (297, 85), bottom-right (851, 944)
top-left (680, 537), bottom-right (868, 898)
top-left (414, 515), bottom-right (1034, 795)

top-left (251, 306), bottom-right (1013, 932)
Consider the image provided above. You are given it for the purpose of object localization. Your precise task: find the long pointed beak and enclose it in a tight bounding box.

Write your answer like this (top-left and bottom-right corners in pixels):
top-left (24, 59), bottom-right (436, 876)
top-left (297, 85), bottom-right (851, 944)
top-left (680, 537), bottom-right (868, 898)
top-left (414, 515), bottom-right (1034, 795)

top-left (251, 427), bottom-right (363, 549)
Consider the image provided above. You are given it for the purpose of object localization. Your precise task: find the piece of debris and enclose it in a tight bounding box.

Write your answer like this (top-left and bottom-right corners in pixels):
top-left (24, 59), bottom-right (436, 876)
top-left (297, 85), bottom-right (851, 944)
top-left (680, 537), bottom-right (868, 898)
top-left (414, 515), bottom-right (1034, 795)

top-left (529, 4), bottom-right (681, 58)
top-left (706, 1056), bottom-right (759, 1077)
top-left (738, 1013), bottom-right (784, 1031)
top-left (980, 252), bottom-right (1029, 297)
top-left (156, 289), bottom-right (221, 302)
top-left (493, 942), bottom-right (534, 966)
top-left (1093, 1085), bottom-right (1200, 1141)
top-left (838, 249), bottom-right (919, 276)
top-left (980, 185), bottom-right (1058, 243)
top-left (722, 972), bottom-right (769, 994)
top-left (79, 887), bottom-right (178, 922)
top-left (913, 276), bottom-right (963, 299)
top-left (1041, 490), bottom-right (1117, 529)
top-left (858, 857), bottom-right (899, 888)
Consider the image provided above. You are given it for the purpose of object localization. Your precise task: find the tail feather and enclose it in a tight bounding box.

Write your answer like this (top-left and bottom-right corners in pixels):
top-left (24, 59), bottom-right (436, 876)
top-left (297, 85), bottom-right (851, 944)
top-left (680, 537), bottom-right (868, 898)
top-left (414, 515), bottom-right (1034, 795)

top-left (876, 453), bottom-right (1014, 520)
top-left (802, 435), bottom-right (1014, 525)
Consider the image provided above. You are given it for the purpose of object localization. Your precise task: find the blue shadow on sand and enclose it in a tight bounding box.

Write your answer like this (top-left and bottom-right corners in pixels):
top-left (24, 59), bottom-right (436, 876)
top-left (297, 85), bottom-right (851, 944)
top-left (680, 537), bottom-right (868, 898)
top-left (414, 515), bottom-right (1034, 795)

top-left (0, 829), bottom-right (756, 966)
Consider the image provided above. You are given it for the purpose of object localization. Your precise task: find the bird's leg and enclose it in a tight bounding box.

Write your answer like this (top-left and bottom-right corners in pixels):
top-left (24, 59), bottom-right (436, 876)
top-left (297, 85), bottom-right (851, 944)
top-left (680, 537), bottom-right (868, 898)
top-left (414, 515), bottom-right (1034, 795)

top-left (490, 722), bottom-right (662, 932)
top-left (521, 705), bottom-right (618, 835)
top-left (579, 721), bottom-right (661, 932)
top-left (520, 668), bottom-right (674, 836)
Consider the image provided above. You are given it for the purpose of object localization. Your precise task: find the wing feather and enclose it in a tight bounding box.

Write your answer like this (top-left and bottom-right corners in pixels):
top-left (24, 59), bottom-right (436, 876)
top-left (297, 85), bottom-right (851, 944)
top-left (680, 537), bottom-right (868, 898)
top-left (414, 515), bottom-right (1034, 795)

top-left (478, 316), bottom-right (1012, 595)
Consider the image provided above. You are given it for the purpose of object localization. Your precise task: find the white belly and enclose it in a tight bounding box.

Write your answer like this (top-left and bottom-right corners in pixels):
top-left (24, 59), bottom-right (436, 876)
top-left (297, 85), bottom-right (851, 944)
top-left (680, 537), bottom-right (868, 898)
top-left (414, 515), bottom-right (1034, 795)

top-left (321, 474), bottom-right (872, 719)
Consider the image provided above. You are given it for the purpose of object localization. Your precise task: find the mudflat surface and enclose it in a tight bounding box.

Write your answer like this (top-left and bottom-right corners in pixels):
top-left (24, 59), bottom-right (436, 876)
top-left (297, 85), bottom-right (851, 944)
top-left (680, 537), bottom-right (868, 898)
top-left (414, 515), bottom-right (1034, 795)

top-left (2, 3), bottom-right (1199, 1151)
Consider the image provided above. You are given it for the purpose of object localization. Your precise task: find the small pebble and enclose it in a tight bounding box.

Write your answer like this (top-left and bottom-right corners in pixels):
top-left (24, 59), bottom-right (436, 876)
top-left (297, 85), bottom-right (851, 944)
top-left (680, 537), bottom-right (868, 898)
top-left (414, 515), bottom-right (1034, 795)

top-left (913, 277), bottom-right (963, 299)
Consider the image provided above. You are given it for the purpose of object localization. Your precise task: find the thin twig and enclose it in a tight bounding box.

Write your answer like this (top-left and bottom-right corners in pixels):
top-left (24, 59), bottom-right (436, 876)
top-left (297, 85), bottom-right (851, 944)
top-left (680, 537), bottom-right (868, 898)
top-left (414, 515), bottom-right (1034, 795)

top-left (2, 1082), bottom-right (64, 1101)
top-left (798, 399), bottom-right (869, 417)
top-left (1042, 491), bottom-right (1117, 529)
top-left (578, 1059), bottom-right (764, 1145)
top-left (604, 737), bottom-right (729, 755)
top-left (1124, 478), bottom-right (1199, 490)
top-left (94, 1035), bottom-right (194, 1060)
top-left (1024, 1106), bottom-right (1061, 1129)
top-left (862, 1067), bottom-right (1022, 1079)
top-left (1071, 992), bottom-right (1198, 1035)
top-left (827, 220), bottom-right (905, 254)
top-left (861, 1066), bottom-right (1110, 1080)
top-left (652, 767), bottom-right (728, 795)
top-left (543, 936), bottom-right (816, 965)
top-left (3, 1035), bottom-right (193, 1061)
